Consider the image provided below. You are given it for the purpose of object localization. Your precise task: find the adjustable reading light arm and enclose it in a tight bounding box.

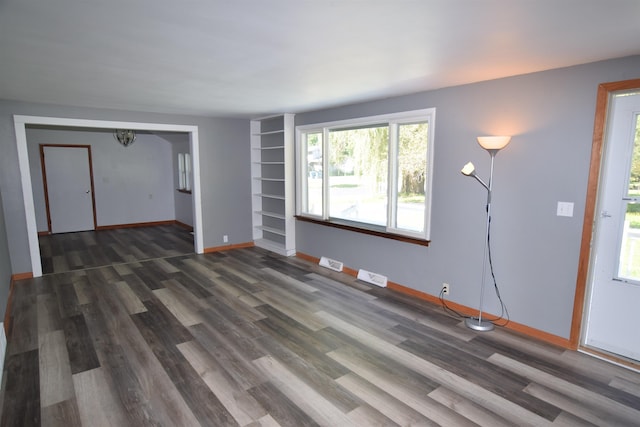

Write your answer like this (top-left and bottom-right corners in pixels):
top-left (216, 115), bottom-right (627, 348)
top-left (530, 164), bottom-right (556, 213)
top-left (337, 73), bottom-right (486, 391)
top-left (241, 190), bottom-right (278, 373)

top-left (461, 136), bottom-right (511, 204)
top-left (461, 162), bottom-right (490, 192)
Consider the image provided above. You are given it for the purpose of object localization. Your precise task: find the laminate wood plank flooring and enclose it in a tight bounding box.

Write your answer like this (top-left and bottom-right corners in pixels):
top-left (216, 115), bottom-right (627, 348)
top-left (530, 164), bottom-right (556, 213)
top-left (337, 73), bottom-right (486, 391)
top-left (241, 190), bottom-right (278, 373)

top-left (39, 225), bottom-right (194, 275)
top-left (3, 244), bottom-right (640, 426)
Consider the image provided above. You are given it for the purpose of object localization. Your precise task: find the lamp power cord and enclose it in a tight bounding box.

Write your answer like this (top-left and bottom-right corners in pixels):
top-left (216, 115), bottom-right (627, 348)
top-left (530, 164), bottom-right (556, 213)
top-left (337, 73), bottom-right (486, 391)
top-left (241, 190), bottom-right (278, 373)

top-left (440, 213), bottom-right (510, 327)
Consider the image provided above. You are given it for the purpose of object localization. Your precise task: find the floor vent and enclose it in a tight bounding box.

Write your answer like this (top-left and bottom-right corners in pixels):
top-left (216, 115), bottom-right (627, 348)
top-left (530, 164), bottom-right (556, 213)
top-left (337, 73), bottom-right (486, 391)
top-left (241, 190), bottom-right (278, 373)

top-left (357, 269), bottom-right (388, 287)
top-left (319, 256), bottom-right (344, 272)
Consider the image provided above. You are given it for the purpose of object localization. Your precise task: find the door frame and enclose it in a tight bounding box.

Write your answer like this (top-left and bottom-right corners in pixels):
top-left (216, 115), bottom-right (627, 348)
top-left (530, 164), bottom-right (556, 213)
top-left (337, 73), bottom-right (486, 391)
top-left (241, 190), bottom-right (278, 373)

top-left (40, 144), bottom-right (97, 233)
top-left (571, 78), bottom-right (640, 351)
top-left (14, 115), bottom-right (204, 277)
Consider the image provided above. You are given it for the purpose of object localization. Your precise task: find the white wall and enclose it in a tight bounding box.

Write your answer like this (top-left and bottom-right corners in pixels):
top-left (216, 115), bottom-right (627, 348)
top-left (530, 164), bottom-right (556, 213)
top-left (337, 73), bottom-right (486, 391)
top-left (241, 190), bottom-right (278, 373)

top-left (27, 127), bottom-right (175, 230)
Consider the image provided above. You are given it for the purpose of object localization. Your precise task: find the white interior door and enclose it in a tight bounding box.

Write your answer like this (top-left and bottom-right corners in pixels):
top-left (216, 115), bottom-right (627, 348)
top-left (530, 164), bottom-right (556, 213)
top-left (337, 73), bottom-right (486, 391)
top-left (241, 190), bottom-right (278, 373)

top-left (43, 145), bottom-right (95, 233)
top-left (585, 92), bottom-right (640, 361)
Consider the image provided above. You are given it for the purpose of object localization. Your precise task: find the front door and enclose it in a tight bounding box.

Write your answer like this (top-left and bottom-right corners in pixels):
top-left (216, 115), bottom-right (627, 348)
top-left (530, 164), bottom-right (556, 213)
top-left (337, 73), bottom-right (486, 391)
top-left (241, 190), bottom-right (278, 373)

top-left (42, 145), bottom-right (96, 233)
top-left (584, 91), bottom-right (640, 361)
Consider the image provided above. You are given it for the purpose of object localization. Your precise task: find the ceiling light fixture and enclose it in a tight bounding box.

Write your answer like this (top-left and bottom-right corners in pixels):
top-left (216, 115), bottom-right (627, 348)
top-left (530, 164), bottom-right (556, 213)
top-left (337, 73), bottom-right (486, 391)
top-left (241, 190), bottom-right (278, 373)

top-left (114, 129), bottom-right (136, 147)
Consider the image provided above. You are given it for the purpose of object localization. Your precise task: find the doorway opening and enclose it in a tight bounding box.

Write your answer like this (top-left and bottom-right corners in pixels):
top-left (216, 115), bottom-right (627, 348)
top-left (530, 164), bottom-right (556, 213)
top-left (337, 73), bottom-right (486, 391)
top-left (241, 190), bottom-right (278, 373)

top-left (14, 115), bottom-right (204, 278)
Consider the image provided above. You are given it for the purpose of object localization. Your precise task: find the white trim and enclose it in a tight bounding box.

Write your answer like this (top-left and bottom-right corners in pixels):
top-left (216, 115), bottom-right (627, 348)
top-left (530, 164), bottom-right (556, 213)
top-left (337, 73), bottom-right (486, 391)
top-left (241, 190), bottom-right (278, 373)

top-left (13, 115), bottom-right (198, 132)
top-left (322, 128), bottom-right (330, 219)
top-left (188, 130), bottom-right (203, 253)
top-left (13, 115), bottom-right (204, 277)
top-left (184, 152), bottom-right (192, 192)
top-left (14, 121), bottom-right (42, 276)
top-left (295, 108), bottom-right (436, 133)
top-left (387, 122), bottom-right (399, 230)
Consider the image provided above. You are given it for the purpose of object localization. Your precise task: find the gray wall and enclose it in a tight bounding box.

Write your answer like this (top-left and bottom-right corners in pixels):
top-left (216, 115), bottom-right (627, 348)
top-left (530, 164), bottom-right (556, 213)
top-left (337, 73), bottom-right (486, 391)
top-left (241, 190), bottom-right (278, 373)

top-left (0, 190), bottom-right (11, 326)
top-left (28, 128), bottom-right (175, 230)
top-left (0, 100), bottom-right (251, 279)
top-left (295, 55), bottom-right (640, 339)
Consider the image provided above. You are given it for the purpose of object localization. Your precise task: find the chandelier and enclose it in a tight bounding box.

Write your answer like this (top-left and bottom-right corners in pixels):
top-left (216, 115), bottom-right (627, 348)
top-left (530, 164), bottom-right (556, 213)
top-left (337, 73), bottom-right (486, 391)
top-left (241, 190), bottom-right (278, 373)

top-left (113, 129), bottom-right (136, 147)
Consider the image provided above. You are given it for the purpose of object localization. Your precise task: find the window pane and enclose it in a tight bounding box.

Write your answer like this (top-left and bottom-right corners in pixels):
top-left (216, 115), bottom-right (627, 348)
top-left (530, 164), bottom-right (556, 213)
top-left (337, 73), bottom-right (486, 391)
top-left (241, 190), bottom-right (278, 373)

top-left (618, 115), bottom-right (640, 282)
top-left (396, 122), bottom-right (428, 232)
top-left (178, 153), bottom-right (185, 189)
top-left (304, 132), bottom-right (323, 216)
top-left (617, 202), bottom-right (640, 282)
top-left (328, 126), bottom-right (388, 226)
top-left (184, 153), bottom-right (191, 191)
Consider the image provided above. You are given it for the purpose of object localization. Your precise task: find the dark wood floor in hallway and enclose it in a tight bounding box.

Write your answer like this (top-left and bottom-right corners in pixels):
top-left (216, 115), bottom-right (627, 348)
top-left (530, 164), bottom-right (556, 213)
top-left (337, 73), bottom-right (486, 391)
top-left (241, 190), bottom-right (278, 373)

top-left (2, 245), bottom-right (640, 426)
top-left (38, 224), bottom-right (195, 275)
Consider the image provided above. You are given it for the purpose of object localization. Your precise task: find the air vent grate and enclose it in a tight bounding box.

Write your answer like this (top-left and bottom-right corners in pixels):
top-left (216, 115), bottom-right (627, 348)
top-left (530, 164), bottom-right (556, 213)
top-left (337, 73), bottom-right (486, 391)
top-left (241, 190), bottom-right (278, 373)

top-left (319, 256), bottom-right (344, 272)
top-left (357, 269), bottom-right (388, 287)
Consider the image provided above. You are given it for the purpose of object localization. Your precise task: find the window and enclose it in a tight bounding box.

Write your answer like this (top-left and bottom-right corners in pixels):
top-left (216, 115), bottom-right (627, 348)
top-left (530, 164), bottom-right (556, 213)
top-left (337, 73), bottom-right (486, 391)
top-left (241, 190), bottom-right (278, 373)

top-left (296, 108), bottom-right (435, 240)
top-left (178, 152), bottom-right (191, 192)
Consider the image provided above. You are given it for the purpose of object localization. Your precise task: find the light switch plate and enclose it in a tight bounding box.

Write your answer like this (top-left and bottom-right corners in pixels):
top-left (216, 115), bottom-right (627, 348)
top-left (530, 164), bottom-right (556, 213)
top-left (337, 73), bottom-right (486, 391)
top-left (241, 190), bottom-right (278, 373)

top-left (557, 201), bottom-right (574, 217)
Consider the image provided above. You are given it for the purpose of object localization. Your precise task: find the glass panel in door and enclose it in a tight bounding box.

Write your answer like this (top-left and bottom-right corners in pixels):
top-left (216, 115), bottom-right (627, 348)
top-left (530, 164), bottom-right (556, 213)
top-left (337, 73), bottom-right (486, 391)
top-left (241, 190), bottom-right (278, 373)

top-left (616, 114), bottom-right (640, 282)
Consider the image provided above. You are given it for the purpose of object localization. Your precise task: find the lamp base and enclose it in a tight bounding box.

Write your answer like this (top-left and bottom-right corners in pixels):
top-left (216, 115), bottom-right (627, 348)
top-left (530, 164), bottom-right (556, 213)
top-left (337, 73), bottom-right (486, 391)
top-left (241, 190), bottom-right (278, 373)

top-left (465, 317), bottom-right (495, 331)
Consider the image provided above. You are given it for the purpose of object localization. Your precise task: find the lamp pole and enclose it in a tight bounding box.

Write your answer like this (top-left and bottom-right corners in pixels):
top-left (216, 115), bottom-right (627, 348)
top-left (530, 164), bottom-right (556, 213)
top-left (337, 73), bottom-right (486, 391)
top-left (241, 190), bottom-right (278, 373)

top-left (461, 136), bottom-right (510, 331)
top-left (460, 136), bottom-right (511, 331)
top-left (465, 149), bottom-right (497, 331)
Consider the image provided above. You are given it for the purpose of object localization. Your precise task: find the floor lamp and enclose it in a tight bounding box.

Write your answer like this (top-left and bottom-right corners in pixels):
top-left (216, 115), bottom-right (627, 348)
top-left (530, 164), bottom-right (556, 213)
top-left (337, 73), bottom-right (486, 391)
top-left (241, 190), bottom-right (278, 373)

top-left (461, 136), bottom-right (511, 331)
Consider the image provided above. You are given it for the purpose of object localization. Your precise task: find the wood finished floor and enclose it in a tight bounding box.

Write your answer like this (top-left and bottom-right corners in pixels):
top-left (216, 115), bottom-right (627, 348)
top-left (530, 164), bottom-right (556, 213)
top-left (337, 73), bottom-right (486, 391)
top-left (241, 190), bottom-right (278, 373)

top-left (3, 235), bottom-right (640, 425)
top-left (38, 224), bottom-right (195, 275)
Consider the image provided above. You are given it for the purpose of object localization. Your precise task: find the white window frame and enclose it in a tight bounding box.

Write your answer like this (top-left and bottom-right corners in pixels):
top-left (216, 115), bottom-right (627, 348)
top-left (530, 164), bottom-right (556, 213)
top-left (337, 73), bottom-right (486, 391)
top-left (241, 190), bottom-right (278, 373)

top-left (295, 108), bottom-right (435, 240)
top-left (178, 152), bottom-right (191, 191)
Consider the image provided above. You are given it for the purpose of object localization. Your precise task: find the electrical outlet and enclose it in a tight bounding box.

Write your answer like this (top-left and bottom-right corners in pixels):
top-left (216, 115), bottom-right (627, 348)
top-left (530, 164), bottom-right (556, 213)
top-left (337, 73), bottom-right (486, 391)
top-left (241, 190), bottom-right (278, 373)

top-left (223, 235), bottom-right (228, 243)
top-left (442, 283), bottom-right (450, 295)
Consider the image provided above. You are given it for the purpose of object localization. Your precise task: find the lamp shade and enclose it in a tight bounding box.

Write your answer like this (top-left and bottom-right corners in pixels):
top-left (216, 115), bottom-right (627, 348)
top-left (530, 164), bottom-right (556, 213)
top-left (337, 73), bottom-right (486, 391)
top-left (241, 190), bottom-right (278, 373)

top-left (461, 162), bottom-right (475, 176)
top-left (477, 136), bottom-right (511, 151)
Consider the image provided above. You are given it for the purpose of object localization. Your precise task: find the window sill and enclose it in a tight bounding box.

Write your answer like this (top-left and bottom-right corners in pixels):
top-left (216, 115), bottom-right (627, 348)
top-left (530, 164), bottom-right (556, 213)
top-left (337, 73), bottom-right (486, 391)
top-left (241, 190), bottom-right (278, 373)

top-left (177, 189), bottom-right (192, 194)
top-left (295, 215), bottom-right (430, 246)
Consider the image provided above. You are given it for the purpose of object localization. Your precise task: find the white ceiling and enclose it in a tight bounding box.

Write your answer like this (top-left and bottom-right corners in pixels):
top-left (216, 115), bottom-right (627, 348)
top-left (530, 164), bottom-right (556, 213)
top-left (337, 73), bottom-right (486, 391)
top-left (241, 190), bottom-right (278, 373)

top-left (1, 0), bottom-right (640, 118)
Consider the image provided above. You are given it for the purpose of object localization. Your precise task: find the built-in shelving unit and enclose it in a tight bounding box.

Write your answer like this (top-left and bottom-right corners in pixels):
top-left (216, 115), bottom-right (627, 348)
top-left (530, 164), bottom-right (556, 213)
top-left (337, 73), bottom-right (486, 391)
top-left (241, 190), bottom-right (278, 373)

top-left (250, 113), bottom-right (295, 256)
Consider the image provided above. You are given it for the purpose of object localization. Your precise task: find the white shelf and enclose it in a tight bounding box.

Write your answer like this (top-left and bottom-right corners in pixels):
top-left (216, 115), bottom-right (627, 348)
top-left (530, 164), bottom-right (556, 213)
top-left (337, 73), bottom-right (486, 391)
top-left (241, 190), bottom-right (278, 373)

top-left (254, 193), bottom-right (285, 200)
top-left (252, 145), bottom-right (284, 150)
top-left (253, 177), bottom-right (285, 182)
top-left (252, 130), bottom-right (285, 136)
top-left (251, 114), bottom-right (296, 256)
top-left (256, 225), bottom-right (286, 236)
top-left (255, 210), bottom-right (286, 219)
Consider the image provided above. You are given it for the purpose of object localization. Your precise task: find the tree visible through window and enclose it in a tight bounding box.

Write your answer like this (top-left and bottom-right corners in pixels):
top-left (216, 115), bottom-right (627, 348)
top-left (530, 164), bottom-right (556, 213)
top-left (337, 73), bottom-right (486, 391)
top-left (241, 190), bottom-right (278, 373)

top-left (304, 132), bottom-right (323, 216)
top-left (329, 125), bottom-right (388, 225)
top-left (396, 122), bottom-right (429, 233)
